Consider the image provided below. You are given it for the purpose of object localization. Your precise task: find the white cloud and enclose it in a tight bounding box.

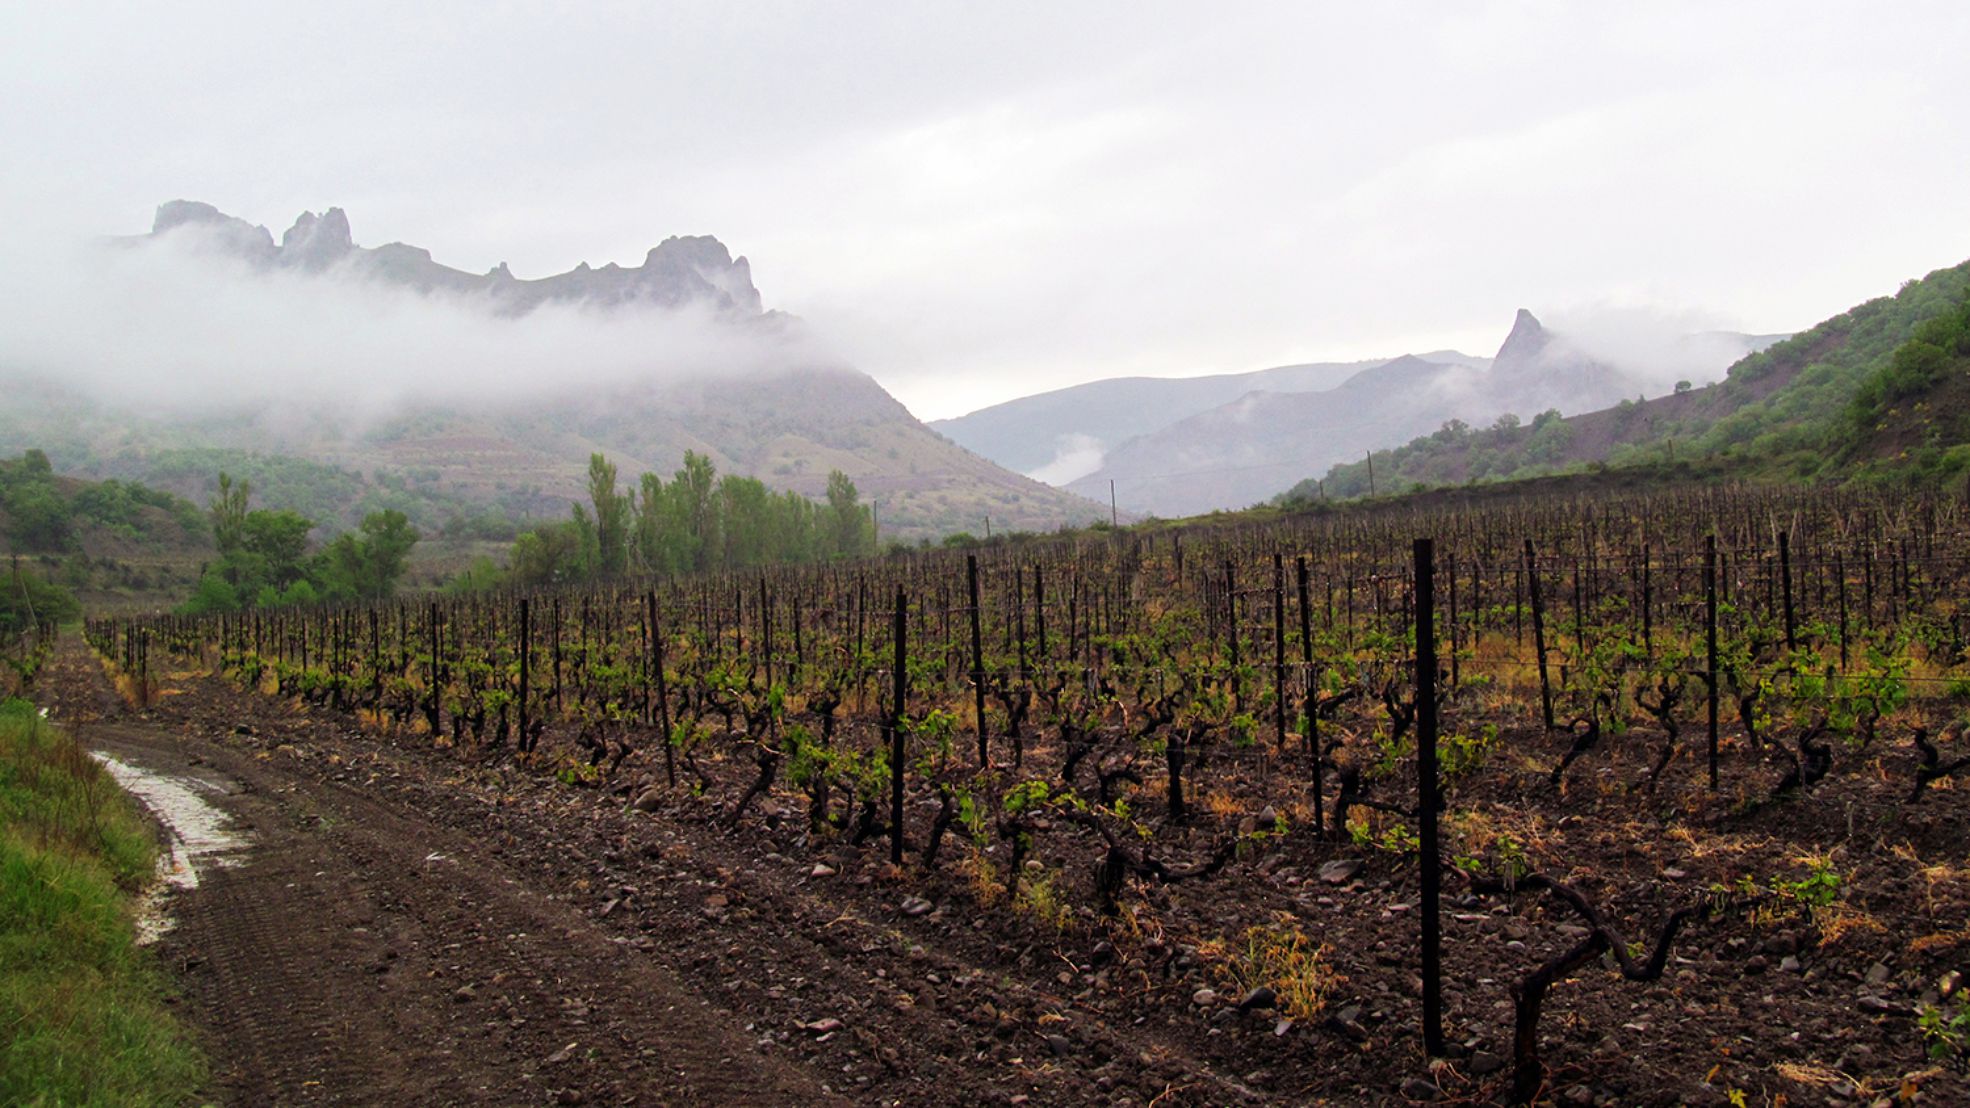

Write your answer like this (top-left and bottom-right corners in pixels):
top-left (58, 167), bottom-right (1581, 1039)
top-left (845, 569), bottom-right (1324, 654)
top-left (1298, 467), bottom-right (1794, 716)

top-left (0, 223), bottom-right (821, 423)
top-left (1, 2), bottom-right (1967, 423)
top-left (1026, 433), bottom-right (1108, 485)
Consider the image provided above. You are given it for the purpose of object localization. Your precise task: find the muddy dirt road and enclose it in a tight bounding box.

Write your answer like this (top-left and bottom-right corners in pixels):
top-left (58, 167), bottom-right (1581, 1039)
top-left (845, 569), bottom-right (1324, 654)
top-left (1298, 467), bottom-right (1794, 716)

top-left (42, 642), bottom-right (833, 1106)
top-left (40, 639), bottom-right (1257, 1108)
top-left (39, 628), bottom-right (1970, 1107)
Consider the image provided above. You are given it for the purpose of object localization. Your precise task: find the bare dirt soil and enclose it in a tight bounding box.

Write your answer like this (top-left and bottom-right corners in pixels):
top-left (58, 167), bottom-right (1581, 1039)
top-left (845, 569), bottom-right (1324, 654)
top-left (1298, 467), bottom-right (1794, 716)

top-left (41, 641), bottom-right (829, 1107)
top-left (38, 635), bottom-right (1970, 1107)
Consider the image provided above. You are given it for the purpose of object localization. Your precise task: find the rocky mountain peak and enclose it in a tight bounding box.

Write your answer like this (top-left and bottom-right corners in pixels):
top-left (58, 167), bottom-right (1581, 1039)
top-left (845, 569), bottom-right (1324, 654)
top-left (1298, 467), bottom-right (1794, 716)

top-left (151, 199), bottom-right (276, 256)
top-left (137, 200), bottom-right (767, 318)
top-left (1492, 308), bottom-right (1550, 369)
top-left (279, 207), bottom-right (355, 269)
top-left (153, 200), bottom-right (229, 233)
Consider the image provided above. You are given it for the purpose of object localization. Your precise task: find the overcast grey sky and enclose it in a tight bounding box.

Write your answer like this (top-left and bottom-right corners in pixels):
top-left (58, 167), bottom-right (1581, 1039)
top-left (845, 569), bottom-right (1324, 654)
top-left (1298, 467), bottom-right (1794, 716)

top-left (4, 1), bottom-right (1968, 420)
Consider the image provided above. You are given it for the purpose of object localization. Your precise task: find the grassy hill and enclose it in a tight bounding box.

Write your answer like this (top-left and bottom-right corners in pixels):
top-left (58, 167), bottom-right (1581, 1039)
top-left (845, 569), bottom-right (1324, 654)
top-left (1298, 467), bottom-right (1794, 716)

top-left (0, 450), bottom-right (213, 612)
top-left (1286, 257), bottom-right (1970, 501)
top-left (0, 367), bottom-right (1108, 545)
top-left (0, 201), bottom-right (1106, 543)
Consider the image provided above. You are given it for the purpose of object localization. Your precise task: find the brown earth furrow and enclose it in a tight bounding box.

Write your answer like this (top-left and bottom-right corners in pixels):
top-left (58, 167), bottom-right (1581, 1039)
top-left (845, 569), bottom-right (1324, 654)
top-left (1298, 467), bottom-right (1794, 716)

top-left (54, 648), bottom-right (833, 1107)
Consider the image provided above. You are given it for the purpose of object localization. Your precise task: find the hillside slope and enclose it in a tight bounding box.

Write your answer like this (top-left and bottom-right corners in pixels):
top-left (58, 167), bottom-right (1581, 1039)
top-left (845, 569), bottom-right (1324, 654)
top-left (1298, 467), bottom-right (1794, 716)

top-left (1287, 257), bottom-right (1970, 500)
top-left (0, 450), bottom-right (211, 610)
top-left (2, 203), bottom-right (1106, 540)
top-left (928, 352), bottom-right (1486, 479)
top-left (1064, 355), bottom-right (1468, 516)
top-left (1068, 310), bottom-right (1775, 516)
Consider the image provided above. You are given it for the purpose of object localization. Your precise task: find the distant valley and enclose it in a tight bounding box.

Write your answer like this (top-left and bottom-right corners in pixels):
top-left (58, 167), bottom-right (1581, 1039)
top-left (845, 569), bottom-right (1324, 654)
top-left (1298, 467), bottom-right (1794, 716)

top-left (937, 310), bottom-right (1784, 517)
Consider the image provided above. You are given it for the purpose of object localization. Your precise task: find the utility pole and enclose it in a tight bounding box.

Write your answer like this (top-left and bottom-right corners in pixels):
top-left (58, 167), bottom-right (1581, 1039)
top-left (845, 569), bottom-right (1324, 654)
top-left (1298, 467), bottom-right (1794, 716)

top-left (1109, 479), bottom-right (1118, 528)
top-left (1366, 452), bottom-right (1376, 497)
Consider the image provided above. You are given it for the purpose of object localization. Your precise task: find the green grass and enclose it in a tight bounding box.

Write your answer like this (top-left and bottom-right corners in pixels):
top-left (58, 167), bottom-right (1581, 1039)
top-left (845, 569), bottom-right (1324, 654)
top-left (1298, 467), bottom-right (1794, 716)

top-left (0, 697), bottom-right (205, 1106)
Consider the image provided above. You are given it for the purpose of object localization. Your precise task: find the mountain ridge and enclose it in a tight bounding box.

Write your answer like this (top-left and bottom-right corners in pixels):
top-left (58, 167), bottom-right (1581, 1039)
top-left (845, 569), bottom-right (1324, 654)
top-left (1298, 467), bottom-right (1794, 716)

top-left (143, 199), bottom-right (771, 317)
top-left (1058, 309), bottom-right (1779, 516)
top-left (929, 351), bottom-right (1489, 481)
top-left (3, 202), bottom-right (1110, 540)
top-left (1282, 257), bottom-right (1970, 500)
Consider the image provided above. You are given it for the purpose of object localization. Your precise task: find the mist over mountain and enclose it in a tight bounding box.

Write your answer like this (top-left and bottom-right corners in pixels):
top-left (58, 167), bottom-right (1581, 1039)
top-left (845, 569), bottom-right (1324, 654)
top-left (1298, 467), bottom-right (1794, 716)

top-left (145, 200), bottom-right (770, 317)
top-left (1051, 310), bottom-right (1784, 517)
top-left (1284, 257), bottom-right (1970, 501)
top-left (0, 203), bottom-right (1105, 538)
top-left (929, 351), bottom-right (1488, 483)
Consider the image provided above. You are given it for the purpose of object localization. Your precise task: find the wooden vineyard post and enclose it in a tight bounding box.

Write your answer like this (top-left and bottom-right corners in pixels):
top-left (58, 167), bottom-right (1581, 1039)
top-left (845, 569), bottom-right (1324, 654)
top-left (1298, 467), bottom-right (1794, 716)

top-left (968, 555), bottom-right (988, 768)
top-left (1706, 535), bottom-right (1720, 791)
top-left (1641, 544), bottom-right (1652, 660)
top-left (1524, 539), bottom-right (1555, 730)
top-left (649, 591), bottom-right (674, 788)
top-left (1033, 565), bottom-right (1047, 662)
top-left (1014, 566), bottom-right (1029, 681)
top-left (1295, 556), bottom-right (1323, 833)
top-left (1272, 553), bottom-right (1288, 756)
top-left (1414, 538), bottom-right (1445, 1057)
top-left (890, 586), bottom-right (908, 867)
top-left (759, 576), bottom-right (773, 691)
top-left (1223, 561), bottom-right (1240, 704)
top-left (517, 598), bottom-right (531, 754)
top-left (792, 595), bottom-right (804, 671)
top-left (1836, 550), bottom-right (1850, 670)
top-left (1863, 544), bottom-right (1874, 632)
top-left (1779, 530), bottom-right (1797, 652)
top-left (426, 602), bottom-right (441, 737)
top-left (1447, 552), bottom-right (1460, 688)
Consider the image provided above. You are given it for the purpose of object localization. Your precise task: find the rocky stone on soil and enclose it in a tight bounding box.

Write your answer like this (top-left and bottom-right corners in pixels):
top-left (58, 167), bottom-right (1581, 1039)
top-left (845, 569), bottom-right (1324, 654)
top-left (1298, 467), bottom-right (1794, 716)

top-left (1319, 859), bottom-right (1363, 885)
top-left (1236, 986), bottom-right (1276, 1012)
top-left (1399, 1075), bottom-right (1439, 1100)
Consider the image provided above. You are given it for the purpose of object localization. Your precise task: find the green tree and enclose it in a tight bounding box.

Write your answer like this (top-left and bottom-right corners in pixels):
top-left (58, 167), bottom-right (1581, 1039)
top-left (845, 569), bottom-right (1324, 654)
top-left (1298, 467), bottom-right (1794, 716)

top-left (209, 472), bottom-right (251, 554)
top-left (319, 510), bottom-right (419, 600)
top-left (178, 573), bottom-right (240, 615)
top-left (676, 451), bottom-right (719, 572)
top-left (633, 472), bottom-right (667, 574)
top-left (510, 522), bottom-right (584, 587)
top-left (238, 509), bottom-right (314, 587)
top-left (587, 453), bottom-right (628, 577)
top-left (719, 475), bottom-right (772, 568)
top-left (5, 485), bottom-right (73, 552)
top-left (568, 503), bottom-right (599, 579)
top-left (442, 556), bottom-right (505, 595)
top-left (825, 470), bottom-right (871, 558)
top-left (2, 561), bottom-right (80, 636)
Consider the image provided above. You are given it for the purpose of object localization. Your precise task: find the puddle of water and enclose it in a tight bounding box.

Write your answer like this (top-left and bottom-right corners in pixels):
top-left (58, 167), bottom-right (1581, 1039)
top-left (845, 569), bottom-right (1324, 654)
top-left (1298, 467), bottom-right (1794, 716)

top-left (92, 752), bottom-right (248, 942)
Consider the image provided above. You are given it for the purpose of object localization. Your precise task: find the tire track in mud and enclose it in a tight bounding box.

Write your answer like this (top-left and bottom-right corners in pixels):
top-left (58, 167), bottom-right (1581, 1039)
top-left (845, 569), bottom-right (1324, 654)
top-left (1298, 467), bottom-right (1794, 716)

top-left (47, 639), bottom-right (1271, 1106)
top-left (48, 638), bottom-right (832, 1108)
